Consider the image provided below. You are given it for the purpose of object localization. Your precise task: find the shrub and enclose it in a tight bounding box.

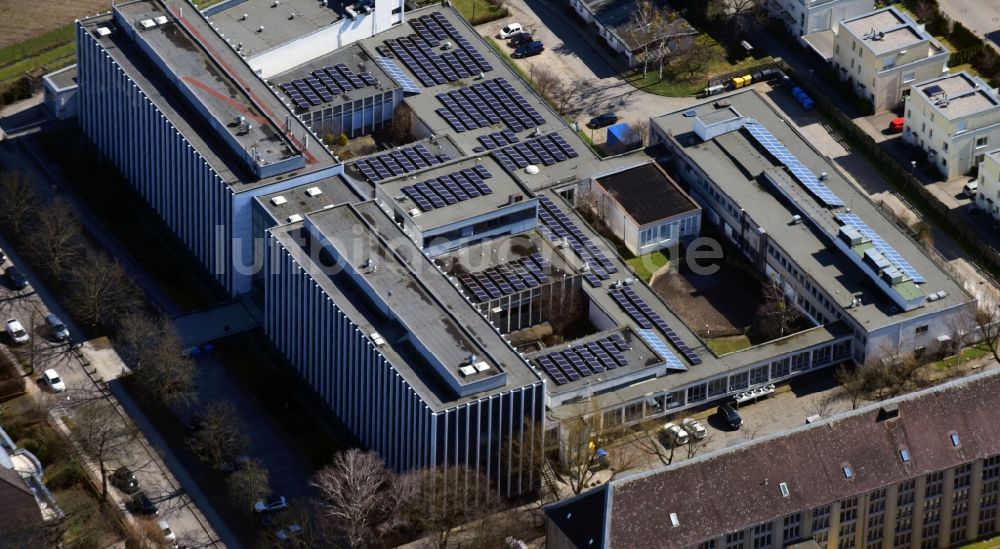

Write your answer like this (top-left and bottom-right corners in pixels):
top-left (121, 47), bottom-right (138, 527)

top-left (335, 132), bottom-right (349, 147)
top-left (47, 463), bottom-right (87, 490)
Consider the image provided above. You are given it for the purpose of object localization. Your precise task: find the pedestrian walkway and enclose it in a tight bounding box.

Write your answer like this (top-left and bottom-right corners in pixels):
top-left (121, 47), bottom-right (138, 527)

top-left (173, 299), bottom-right (260, 349)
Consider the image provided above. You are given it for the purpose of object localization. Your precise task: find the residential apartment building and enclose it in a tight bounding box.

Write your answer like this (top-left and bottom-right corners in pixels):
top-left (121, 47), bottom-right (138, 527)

top-left (832, 7), bottom-right (949, 113)
top-left (974, 149), bottom-right (1000, 220)
top-left (766, 0), bottom-right (873, 39)
top-left (903, 72), bottom-right (1000, 180)
top-left (546, 367), bottom-right (1000, 548)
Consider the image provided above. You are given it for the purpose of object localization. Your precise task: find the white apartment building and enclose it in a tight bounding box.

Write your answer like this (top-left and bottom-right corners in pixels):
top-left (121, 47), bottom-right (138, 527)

top-left (974, 149), bottom-right (1000, 220)
top-left (832, 7), bottom-right (949, 113)
top-left (766, 0), bottom-right (872, 39)
top-left (904, 72), bottom-right (1000, 180)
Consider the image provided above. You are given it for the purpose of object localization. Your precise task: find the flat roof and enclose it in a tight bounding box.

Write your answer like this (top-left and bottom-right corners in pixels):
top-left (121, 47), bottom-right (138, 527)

top-left (80, 0), bottom-right (339, 191)
top-left (580, 0), bottom-right (695, 52)
top-left (256, 176), bottom-right (362, 222)
top-left (44, 64), bottom-right (78, 90)
top-left (594, 162), bottom-right (700, 226)
top-left (271, 201), bottom-right (541, 409)
top-left (207, 0), bottom-right (346, 57)
top-left (840, 7), bottom-right (928, 55)
top-left (380, 156), bottom-right (531, 232)
top-left (270, 42), bottom-right (399, 113)
top-left (915, 71), bottom-right (1000, 120)
top-left (651, 90), bottom-right (969, 329)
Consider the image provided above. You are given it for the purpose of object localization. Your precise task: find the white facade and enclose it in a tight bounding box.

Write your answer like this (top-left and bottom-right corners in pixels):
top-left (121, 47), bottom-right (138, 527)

top-left (975, 150), bottom-right (1000, 221)
top-left (42, 65), bottom-right (78, 120)
top-left (903, 72), bottom-right (1000, 181)
top-left (766, 0), bottom-right (873, 38)
top-left (832, 7), bottom-right (949, 113)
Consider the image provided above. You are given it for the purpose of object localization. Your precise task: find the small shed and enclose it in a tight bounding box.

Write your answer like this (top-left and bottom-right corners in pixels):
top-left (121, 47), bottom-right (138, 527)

top-left (606, 123), bottom-right (641, 153)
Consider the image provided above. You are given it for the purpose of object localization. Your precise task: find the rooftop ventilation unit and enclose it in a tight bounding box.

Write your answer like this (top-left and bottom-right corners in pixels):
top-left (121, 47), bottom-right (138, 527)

top-left (270, 195), bottom-right (287, 206)
top-left (241, 13), bottom-right (248, 20)
top-left (473, 361), bottom-right (491, 373)
top-left (96, 27), bottom-right (112, 37)
top-left (370, 332), bottom-right (385, 346)
top-left (154, 15), bottom-right (168, 26)
top-left (305, 186), bottom-right (323, 197)
top-left (257, 25), bottom-right (265, 33)
top-left (139, 19), bottom-right (156, 30)
top-left (819, 172), bottom-right (828, 180)
top-left (408, 208), bottom-right (421, 217)
top-left (287, 214), bottom-right (304, 223)
top-left (459, 365), bottom-right (477, 377)
top-left (272, 0), bottom-right (281, 6)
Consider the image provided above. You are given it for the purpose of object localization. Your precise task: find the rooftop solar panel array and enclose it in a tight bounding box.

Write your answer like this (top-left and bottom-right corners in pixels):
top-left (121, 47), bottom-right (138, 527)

top-left (374, 56), bottom-right (421, 95)
top-left (636, 328), bottom-right (688, 372)
top-left (743, 121), bottom-right (846, 208)
top-left (279, 63), bottom-right (379, 110)
top-left (836, 212), bottom-right (926, 283)
top-left (400, 165), bottom-right (494, 212)
top-left (435, 77), bottom-right (546, 133)
top-left (353, 143), bottom-right (445, 183)
top-left (608, 286), bottom-right (702, 365)
top-left (491, 132), bottom-right (579, 170)
top-left (456, 253), bottom-right (550, 303)
top-left (535, 195), bottom-right (617, 288)
top-left (378, 11), bottom-right (493, 88)
top-left (534, 333), bottom-right (631, 385)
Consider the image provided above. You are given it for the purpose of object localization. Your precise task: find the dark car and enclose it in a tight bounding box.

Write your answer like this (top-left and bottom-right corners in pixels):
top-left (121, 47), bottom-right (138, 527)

top-left (508, 32), bottom-right (533, 48)
top-left (587, 112), bottom-right (619, 129)
top-left (6, 266), bottom-right (27, 290)
top-left (112, 467), bottom-right (140, 494)
top-left (512, 41), bottom-right (544, 59)
top-left (128, 491), bottom-right (158, 515)
top-left (718, 404), bottom-right (743, 430)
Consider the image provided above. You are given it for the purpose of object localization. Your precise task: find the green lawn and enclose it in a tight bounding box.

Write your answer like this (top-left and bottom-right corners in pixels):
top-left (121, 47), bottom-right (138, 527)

top-left (933, 344), bottom-right (990, 370)
top-left (706, 335), bottom-right (752, 355)
top-left (450, 0), bottom-right (509, 25)
top-left (627, 35), bottom-right (773, 97)
top-left (957, 535), bottom-right (1000, 549)
top-left (626, 251), bottom-right (669, 281)
top-left (0, 24), bottom-right (76, 86)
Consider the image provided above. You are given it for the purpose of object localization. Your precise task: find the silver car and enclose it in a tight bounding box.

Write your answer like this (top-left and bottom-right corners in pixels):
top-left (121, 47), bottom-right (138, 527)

top-left (46, 314), bottom-right (70, 341)
top-left (682, 417), bottom-right (708, 440)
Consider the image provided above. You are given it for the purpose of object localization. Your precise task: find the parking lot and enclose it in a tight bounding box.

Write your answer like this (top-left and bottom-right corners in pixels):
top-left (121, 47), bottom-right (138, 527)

top-left (476, 0), bottom-right (696, 145)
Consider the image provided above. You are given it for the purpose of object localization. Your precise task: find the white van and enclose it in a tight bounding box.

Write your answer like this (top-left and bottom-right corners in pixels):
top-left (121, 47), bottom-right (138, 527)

top-left (963, 180), bottom-right (979, 198)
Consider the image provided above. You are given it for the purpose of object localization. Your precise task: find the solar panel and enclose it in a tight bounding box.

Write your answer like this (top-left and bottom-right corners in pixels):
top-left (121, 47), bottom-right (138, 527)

top-left (375, 56), bottom-right (421, 94)
top-left (837, 212), bottom-right (925, 283)
top-left (744, 121), bottom-right (846, 208)
top-left (636, 329), bottom-right (688, 371)
top-left (614, 287), bottom-right (702, 365)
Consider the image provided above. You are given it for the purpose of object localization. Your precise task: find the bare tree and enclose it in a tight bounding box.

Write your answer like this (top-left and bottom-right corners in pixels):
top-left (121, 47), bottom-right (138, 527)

top-left (25, 197), bottom-right (85, 282)
top-left (686, 432), bottom-right (712, 460)
top-left (399, 466), bottom-right (497, 549)
top-left (311, 449), bottom-right (401, 548)
top-left (259, 503), bottom-right (323, 549)
top-left (945, 306), bottom-right (975, 359)
top-left (12, 308), bottom-right (48, 375)
top-left (0, 171), bottom-right (39, 237)
top-left (118, 312), bottom-right (197, 410)
top-left (72, 399), bottom-right (138, 501)
top-left (627, 0), bottom-right (666, 76)
top-left (561, 408), bottom-right (637, 495)
top-left (187, 401), bottom-right (250, 470)
top-left (226, 458), bottom-right (271, 514)
top-left (123, 519), bottom-right (174, 549)
top-left (836, 348), bottom-right (925, 408)
top-left (754, 282), bottom-right (801, 341)
top-left (977, 303), bottom-right (1000, 364)
top-left (723, 0), bottom-right (766, 40)
top-left (528, 65), bottom-right (560, 102)
top-left (65, 250), bottom-right (141, 330)
top-left (628, 419), bottom-right (677, 466)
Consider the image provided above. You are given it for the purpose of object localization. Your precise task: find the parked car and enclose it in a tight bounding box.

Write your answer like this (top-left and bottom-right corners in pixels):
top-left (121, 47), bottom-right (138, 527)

top-left (887, 116), bottom-right (905, 133)
top-left (718, 404), bottom-right (743, 430)
top-left (497, 22), bottom-right (523, 40)
top-left (158, 520), bottom-right (177, 543)
top-left (512, 41), bottom-right (544, 59)
top-left (587, 112), bottom-right (619, 129)
top-left (128, 491), bottom-right (158, 515)
top-left (112, 467), bottom-right (140, 494)
top-left (255, 496), bottom-right (289, 513)
top-left (46, 313), bottom-right (70, 341)
top-left (508, 32), bottom-right (533, 47)
top-left (276, 524), bottom-right (302, 541)
top-left (6, 266), bottom-right (27, 290)
top-left (42, 369), bottom-right (65, 393)
top-left (662, 422), bottom-right (689, 446)
top-left (963, 180), bottom-right (979, 198)
top-left (681, 417), bottom-right (708, 440)
top-left (5, 318), bottom-right (28, 344)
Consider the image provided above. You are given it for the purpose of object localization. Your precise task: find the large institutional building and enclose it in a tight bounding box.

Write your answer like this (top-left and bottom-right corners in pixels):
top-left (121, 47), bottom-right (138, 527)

top-left (74, 0), bottom-right (976, 493)
top-left (546, 367), bottom-right (1000, 549)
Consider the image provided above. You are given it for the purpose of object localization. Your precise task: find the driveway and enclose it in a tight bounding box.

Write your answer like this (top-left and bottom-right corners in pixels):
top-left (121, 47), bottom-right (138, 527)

top-left (475, 0), bottom-right (697, 144)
